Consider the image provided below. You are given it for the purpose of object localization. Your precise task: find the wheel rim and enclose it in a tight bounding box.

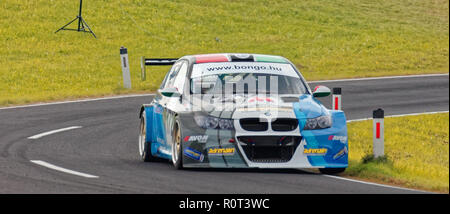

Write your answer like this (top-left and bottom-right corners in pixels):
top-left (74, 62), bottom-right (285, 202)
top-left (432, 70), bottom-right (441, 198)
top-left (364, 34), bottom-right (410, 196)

top-left (139, 117), bottom-right (146, 158)
top-left (172, 125), bottom-right (181, 163)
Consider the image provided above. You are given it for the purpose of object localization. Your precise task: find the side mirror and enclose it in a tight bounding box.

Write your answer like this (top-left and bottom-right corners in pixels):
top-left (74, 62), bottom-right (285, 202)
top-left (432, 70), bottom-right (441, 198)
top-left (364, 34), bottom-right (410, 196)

top-left (312, 85), bottom-right (331, 97)
top-left (158, 87), bottom-right (181, 97)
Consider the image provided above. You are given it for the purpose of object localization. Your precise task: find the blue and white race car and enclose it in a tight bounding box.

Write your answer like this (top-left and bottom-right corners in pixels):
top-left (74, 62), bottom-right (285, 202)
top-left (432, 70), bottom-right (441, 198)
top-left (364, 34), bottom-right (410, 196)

top-left (138, 53), bottom-right (348, 174)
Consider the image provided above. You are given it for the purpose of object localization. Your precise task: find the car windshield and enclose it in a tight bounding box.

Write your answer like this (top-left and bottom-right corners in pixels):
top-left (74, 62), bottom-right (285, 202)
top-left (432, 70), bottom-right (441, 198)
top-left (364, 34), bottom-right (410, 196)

top-left (190, 62), bottom-right (308, 95)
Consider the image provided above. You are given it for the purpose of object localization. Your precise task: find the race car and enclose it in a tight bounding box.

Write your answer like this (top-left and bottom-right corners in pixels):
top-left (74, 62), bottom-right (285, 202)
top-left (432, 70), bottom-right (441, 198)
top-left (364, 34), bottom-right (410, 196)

top-left (138, 53), bottom-right (348, 174)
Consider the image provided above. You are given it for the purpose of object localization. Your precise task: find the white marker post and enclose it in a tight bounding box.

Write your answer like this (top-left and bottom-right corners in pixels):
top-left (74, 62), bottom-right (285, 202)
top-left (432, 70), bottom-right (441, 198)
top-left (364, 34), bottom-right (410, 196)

top-left (140, 56), bottom-right (146, 81)
top-left (120, 47), bottom-right (132, 89)
top-left (373, 108), bottom-right (384, 158)
top-left (332, 87), bottom-right (342, 110)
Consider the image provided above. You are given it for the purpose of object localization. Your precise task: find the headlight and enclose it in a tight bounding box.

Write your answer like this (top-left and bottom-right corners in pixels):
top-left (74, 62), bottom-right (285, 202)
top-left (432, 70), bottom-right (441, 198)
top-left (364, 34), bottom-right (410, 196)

top-left (304, 115), bottom-right (332, 130)
top-left (218, 118), bottom-right (234, 129)
top-left (194, 115), bottom-right (234, 130)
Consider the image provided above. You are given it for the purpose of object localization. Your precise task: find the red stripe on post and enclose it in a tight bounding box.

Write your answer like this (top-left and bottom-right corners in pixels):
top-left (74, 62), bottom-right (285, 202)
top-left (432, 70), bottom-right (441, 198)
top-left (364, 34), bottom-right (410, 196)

top-left (376, 122), bottom-right (381, 139)
top-left (334, 97), bottom-right (339, 110)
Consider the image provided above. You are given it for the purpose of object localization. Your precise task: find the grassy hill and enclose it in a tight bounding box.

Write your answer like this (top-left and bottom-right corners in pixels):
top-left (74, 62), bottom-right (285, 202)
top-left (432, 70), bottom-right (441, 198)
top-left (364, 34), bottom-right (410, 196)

top-left (0, 0), bottom-right (448, 105)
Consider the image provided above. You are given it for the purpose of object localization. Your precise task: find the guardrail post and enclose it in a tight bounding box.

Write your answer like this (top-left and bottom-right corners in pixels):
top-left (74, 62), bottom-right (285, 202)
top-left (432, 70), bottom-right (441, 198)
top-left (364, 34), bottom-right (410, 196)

top-left (332, 87), bottom-right (342, 110)
top-left (373, 108), bottom-right (384, 158)
top-left (120, 47), bottom-right (132, 89)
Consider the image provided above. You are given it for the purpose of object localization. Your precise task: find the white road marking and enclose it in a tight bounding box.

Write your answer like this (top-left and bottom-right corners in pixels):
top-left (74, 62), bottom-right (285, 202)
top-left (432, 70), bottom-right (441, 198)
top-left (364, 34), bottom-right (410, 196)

top-left (0, 93), bottom-right (155, 110)
top-left (322, 174), bottom-right (432, 193)
top-left (0, 73), bottom-right (447, 111)
top-left (308, 73), bottom-right (448, 83)
top-left (347, 110), bottom-right (449, 123)
top-left (28, 126), bottom-right (82, 139)
top-left (30, 160), bottom-right (99, 178)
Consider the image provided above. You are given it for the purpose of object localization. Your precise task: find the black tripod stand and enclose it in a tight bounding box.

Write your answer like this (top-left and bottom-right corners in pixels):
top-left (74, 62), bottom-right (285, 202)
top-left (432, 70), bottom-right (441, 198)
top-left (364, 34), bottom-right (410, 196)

top-left (55, 0), bottom-right (96, 38)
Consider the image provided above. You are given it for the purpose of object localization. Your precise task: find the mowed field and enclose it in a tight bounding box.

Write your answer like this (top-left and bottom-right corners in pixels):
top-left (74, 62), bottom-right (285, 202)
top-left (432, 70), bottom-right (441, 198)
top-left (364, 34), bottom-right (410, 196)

top-left (346, 113), bottom-right (449, 193)
top-left (0, 0), bottom-right (448, 105)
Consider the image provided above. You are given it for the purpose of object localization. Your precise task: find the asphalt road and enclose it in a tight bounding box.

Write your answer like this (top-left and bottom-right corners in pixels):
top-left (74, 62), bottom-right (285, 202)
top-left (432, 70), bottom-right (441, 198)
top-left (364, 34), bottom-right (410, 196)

top-left (0, 74), bottom-right (448, 193)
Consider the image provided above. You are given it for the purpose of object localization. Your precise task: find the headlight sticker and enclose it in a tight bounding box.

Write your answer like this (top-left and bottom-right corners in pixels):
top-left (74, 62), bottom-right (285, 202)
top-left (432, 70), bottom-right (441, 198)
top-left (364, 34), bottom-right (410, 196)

top-left (184, 147), bottom-right (205, 162)
top-left (184, 135), bottom-right (209, 143)
top-left (303, 148), bottom-right (328, 156)
top-left (194, 115), bottom-right (234, 130)
top-left (208, 147), bottom-right (235, 156)
top-left (328, 135), bottom-right (347, 144)
top-left (333, 147), bottom-right (348, 160)
top-left (303, 115), bottom-right (332, 130)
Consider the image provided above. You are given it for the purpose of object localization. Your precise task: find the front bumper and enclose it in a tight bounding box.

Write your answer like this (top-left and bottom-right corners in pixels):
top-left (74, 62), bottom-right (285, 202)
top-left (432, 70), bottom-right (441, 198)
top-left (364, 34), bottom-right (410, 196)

top-left (179, 110), bottom-right (348, 169)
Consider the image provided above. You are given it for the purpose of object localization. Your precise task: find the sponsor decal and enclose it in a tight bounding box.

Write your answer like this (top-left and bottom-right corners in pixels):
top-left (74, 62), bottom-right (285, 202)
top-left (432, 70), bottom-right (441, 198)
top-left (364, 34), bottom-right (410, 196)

top-left (191, 62), bottom-right (300, 78)
top-left (205, 64), bottom-right (282, 72)
top-left (236, 107), bottom-right (292, 112)
top-left (184, 147), bottom-right (204, 162)
top-left (154, 105), bottom-right (163, 114)
top-left (328, 135), bottom-right (347, 144)
top-left (333, 147), bottom-right (348, 160)
top-left (208, 147), bottom-right (235, 156)
top-left (313, 85), bottom-right (320, 92)
top-left (303, 148), bottom-right (328, 156)
top-left (156, 137), bottom-right (165, 144)
top-left (184, 135), bottom-right (208, 143)
top-left (248, 97), bottom-right (273, 103)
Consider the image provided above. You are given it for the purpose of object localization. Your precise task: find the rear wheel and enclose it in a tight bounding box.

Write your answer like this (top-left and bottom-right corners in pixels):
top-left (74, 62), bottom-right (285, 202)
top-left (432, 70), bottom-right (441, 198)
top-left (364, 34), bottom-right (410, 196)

top-left (171, 120), bottom-right (183, 169)
top-left (139, 111), bottom-right (155, 162)
top-left (319, 168), bottom-right (346, 175)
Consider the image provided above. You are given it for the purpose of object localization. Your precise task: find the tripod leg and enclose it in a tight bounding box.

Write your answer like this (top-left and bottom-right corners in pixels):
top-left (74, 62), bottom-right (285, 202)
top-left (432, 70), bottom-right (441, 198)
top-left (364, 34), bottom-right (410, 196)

top-left (55, 17), bottom-right (79, 33)
top-left (79, 16), bottom-right (97, 38)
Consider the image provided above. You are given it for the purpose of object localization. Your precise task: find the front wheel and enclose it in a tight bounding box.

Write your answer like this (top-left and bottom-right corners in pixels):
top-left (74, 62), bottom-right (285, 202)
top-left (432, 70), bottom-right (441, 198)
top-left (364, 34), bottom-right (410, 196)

top-left (171, 120), bottom-right (183, 169)
top-left (319, 168), bottom-right (346, 175)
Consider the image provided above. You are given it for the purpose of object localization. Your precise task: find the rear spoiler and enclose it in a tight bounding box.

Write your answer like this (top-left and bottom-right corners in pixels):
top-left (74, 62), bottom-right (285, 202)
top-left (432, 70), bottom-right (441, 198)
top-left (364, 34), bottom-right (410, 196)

top-left (140, 57), bottom-right (178, 80)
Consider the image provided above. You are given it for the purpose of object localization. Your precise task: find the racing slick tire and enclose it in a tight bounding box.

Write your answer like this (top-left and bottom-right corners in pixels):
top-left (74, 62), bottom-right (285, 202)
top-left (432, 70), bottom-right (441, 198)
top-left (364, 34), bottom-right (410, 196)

top-left (171, 118), bottom-right (183, 170)
top-left (139, 111), bottom-right (156, 162)
top-left (319, 168), bottom-right (346, 175)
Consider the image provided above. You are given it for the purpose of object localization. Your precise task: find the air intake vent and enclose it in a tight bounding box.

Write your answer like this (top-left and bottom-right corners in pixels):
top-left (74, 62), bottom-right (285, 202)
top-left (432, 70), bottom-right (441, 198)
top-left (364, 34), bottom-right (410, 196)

top-left (238, 136), bottom-right (302, 163)
top-left (271, 118), bottom-right (298, 131)
top-left (240, 118), bottom-right (268, 131)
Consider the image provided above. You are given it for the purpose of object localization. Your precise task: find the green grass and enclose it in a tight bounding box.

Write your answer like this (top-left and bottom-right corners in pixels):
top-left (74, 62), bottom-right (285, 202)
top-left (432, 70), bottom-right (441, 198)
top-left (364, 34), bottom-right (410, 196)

top-left (0, 0), bottom-right (448, 106)
top-left (345, 113), bottom-right (449, 193)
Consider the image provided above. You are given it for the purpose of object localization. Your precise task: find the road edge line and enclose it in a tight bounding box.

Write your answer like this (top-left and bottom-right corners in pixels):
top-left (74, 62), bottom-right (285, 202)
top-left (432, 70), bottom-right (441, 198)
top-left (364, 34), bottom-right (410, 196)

top-left (322, 174), bottom-right (433, 193)
top-left (1, 73), bottom-right (447, 110)
top-left (30, 160), bottom-right (99, 178)
top-left (0, 94), bottom-right (155, 110)
top-left (28, 126), bottom-right (83, 140)
top-left (308, 73), bottom-right (449, 83)
top-left (347, 110), bottom-right (449, 123)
